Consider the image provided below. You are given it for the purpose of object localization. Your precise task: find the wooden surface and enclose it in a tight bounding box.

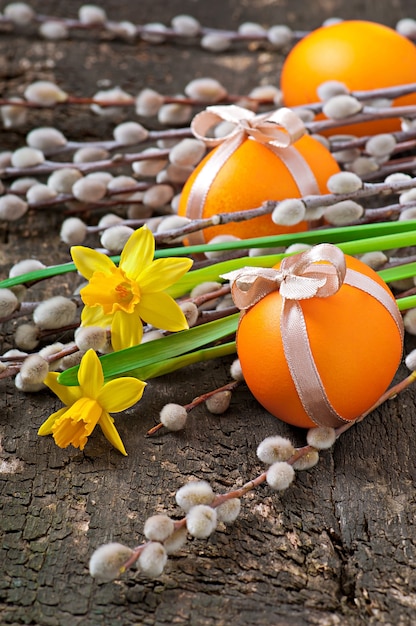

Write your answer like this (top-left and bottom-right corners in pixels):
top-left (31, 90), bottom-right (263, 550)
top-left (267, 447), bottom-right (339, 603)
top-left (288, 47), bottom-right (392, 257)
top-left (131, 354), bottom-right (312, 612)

top-left (1, 1), bottom-right (416, 625)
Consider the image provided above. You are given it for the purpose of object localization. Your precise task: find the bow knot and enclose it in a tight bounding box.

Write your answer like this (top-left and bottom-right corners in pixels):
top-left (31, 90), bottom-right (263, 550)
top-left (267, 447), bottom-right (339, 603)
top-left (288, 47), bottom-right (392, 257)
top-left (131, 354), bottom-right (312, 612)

top-left (223, 243), bottom-right (347, 311)
top-left (191, 104), bottom-right (306, 149)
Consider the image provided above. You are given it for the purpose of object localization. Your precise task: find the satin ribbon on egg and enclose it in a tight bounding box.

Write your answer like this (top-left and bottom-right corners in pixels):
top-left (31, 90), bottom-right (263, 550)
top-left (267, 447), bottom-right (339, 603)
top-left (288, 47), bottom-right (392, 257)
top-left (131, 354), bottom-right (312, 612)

top-left (223, 243), bottom-right (404, 428)
top-left (184, 104), bottom-right (321, 246)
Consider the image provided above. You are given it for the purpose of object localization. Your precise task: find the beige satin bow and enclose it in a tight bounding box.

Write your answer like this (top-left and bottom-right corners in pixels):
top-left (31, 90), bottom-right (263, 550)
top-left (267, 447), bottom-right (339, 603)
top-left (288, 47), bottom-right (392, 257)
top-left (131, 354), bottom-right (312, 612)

top-left (223, 244), bottom-right (403, 428)
top-left (191, 104), bottom-right (306, 149)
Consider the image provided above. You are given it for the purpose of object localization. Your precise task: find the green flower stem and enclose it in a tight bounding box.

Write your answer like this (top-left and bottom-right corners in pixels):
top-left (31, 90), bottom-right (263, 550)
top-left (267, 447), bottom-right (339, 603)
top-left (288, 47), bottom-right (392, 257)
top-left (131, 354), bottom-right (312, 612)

top-left (2, 220), bottom-right (416, 290)
top-left (58, 313), bottom-right (240, 385)
top-left (117, 341), bottom-right (237, 381)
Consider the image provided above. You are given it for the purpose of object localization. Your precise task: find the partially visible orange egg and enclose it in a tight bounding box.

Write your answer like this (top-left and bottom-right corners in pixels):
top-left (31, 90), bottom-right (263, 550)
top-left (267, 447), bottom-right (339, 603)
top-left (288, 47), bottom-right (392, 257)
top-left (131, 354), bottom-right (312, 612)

top-left (280, 20), bottom-right (416, 136)
top-left (178, 134), bottom-right (340, 245)
top-left (236, 254), bottom-right (403, 429)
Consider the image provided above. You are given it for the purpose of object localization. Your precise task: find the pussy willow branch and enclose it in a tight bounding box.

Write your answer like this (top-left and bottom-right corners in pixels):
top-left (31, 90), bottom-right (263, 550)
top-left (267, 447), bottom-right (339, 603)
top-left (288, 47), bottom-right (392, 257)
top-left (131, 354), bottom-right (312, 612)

top-left (122, 368), bottom-right (416, 574)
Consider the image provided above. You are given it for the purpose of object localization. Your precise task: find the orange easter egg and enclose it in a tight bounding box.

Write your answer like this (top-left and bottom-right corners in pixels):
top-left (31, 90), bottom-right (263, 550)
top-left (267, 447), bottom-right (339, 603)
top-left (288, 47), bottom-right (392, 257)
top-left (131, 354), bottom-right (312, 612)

top-left (178, 133), bottom-right (340, 245)
top-left (236, 254), bottom-right (403, 429)
top-left (280, 20), bottom-right (416, 136)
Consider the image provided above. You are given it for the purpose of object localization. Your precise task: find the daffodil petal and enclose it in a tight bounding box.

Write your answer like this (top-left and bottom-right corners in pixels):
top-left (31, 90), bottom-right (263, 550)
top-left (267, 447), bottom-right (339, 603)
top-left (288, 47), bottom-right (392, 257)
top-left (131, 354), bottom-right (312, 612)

top-left (139, 257), bottom-right (193, 292)
top-left (44, 372), bottom-right (82, 406)
top-left (98, 411), bottom-right (128, 456)
top-left (111, 310), bottom-right (143, 351)
top-left (71, 245), bottom-right (115, 280)
top-left (81, 305), bottom-right (112, 328)
top-left (138, 291), bottom-right (189, 332)
top-left (97, 377), bottom-right (146, 413)
top-left (38, 407), bottom-right (68, 436)
top-left (119, 225), bottom-right (154, 281)
top-left (78, 349), bottom-right (104, 398)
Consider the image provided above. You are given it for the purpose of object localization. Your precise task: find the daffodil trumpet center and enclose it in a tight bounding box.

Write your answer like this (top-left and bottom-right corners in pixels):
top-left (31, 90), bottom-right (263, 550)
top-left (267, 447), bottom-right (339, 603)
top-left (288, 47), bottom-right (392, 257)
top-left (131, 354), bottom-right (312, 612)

top-left (81, 267), bottom-right (141, 315)
top-left (51, 397), bottom-right (102, 450)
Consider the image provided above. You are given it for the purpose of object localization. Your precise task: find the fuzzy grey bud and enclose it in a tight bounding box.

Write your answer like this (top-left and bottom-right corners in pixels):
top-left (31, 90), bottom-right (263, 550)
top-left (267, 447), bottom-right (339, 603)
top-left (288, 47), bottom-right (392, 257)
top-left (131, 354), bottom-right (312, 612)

top-left (186, 505), bottom-right (217, 538)
top-left (159, 403), bottom-right (188, 431)
top-left (0, 288), bottom-right (19, 318)
top-left (201, 33), bottom-right (231, 52)
top-left (113, 121), bottom-right (149, 146)
top-left (20, 354), bottom-right (49, 385)
top-left (24, 81), bottom-right (68, 106)
top-left (90, 87), bottom-right (132, 116)
top-left (0, 194), bottom-right (28, 221)
top-left (365, 133), bottom-right (396, 158)
top-left (14, 323), bottom-right (39, 350)
top-left (326, 171), bottom-right (362, 194)
top-left (163, 526), bottom-right (188, 555)
top-left (322, 95), bottom-right (362, 119)
top-left (405, 348), bottom-right (416, 371)
top-left (9, 258), bottom-right (45, 278)
top-left (158, 102), bottom-right (193, 126)
top-left (4, 2), bottom-right (34, 25)
top-left (100, 225), bottom-right (134, 253)
top-left (79, 4), bottom-right (107, 25)
top-left (323, 200), bottom-right (364, 225)
top-left (48, 168), bottom-right (83, 194)
top-left (184, 77), bottom-right (227, 103)
top-left (347, 156), bottom-right (379, 176)
top-left (144, 515), bottom-right (175, 542)
top-left (33, 296), bottom-right (77, 330)
top-left (73, 146), bottom-right (109, 163)
top-left (138, 542), bottom-right (167, 578)
top-left (169, 138), bottom-right (206, 166)
top-left (272, 198), bottom-right (306, 226)
top-left (60, 217), bottom-right (88, 245)
top-left (11, 147), bottom-right (45, 168)
top-left (317, 80), bottom-right (349, 102)
top-left (135, 89), bottom-right (164, 117)
top-left (175, 480), bottom-right (215, 512)
top-left (396, 18), bottom-right (416, 38)
top-left (230, 358), bottom-right (244, 382)
top-left (15, 372), bottom-right (44, 393)
top-left (26, 184), bottom-right (58, 205)
top-left (205, 390), bottom-right (232, 414)
top-left (1, 98), bottom-right (28, 128)
top-left (306, 427), bottom-right (337, 450)
top-left (72, 177), bottom-right (106, 203)
top-left (179, 301), bottom-right (199, 327)
top-left (292, 449), bottom-right (320, 471)
top-left (39, 20), bottom-right (68, 40)
top-left (143, 184), bottom-right (174, 209)
top-left (216, 498), bottom-right (241, 523)
top-left (171, 14), bottom-right (200, 36)
top-left (266, 461), bottom-right (295, 491)
top-left (141, 23), bottom-right (168, 44)
top-left (75, 326), bottom-right (107, 352)
top-left (257, 436), bottom-right (295, 464)
top-left (132, 149), bottom-right (168, 177)
top-left (267, 25), bottom-right (292, 48)
top-left (89, 542), bottom-right (133, 582)
top-left (359, 251), bottom-right (387, 270)
top-left (27, 127), bottom-right (67, 152)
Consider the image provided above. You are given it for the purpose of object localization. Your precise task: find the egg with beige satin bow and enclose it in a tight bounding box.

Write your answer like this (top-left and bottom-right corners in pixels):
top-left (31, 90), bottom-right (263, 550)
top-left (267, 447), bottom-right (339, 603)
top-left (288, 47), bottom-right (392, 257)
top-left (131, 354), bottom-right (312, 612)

top-left (232, 248), bottom-right (403, 429)
top-left (177, 112), bottom-right (340, 246)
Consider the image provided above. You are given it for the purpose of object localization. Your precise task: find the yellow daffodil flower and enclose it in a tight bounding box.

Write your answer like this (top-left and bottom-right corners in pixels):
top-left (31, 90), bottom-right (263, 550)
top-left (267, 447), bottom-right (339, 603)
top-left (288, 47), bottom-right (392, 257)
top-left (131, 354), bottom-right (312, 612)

top-left (38, 349), bottom-right (146, 455)
top-left (71, 224), bottom-right (193, 351)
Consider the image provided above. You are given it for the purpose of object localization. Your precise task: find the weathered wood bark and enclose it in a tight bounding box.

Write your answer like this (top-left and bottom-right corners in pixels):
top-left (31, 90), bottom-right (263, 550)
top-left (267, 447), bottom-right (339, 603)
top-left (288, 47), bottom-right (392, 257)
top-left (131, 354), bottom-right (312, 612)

top-left (1, 1), bottom-right (416, 624)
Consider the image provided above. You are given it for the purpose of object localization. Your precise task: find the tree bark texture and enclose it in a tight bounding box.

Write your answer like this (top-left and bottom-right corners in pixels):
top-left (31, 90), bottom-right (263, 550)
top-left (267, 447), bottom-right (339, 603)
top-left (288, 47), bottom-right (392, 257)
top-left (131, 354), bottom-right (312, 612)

top-left (1, 1), bottom-right (416, 624)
